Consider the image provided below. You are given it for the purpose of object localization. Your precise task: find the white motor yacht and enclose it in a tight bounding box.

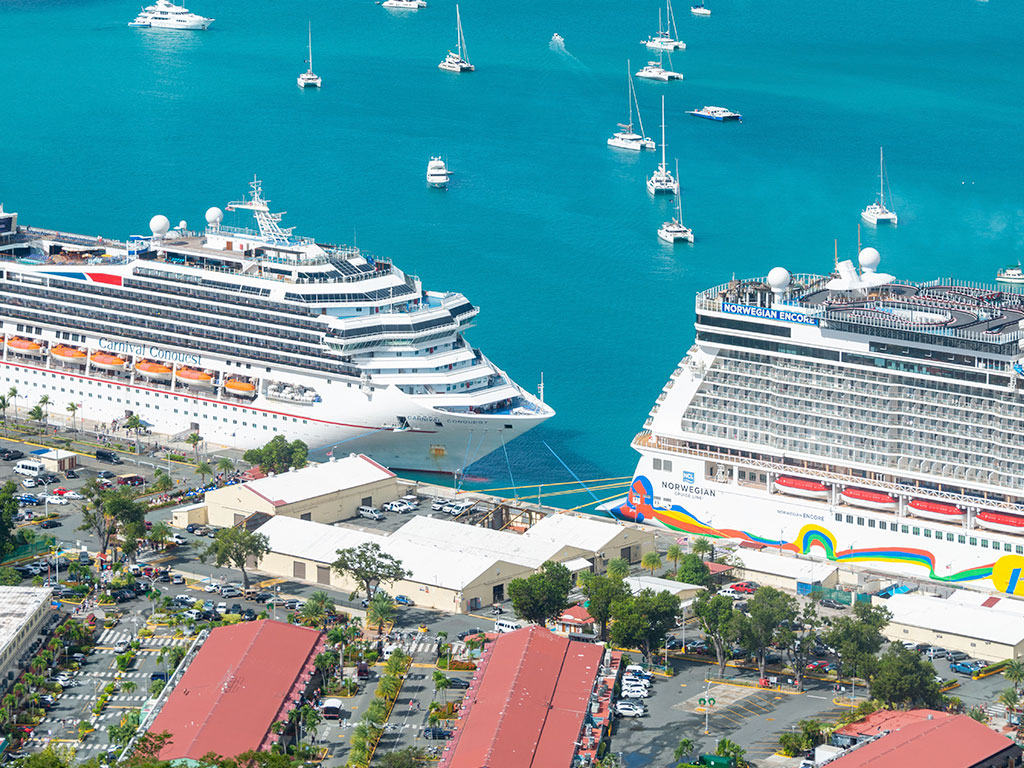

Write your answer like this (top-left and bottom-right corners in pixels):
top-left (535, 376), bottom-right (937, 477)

top-left (608, 61), bottom-right (656, 151)
top-left (129, 0), bottom-right (213, 29)
top-left (426, 157), bottom-right (450, 188)
top-left (861, 147), bottom-right (898, 226)
top-left (691, 2), bottom-right (711, 16)
top-left (658, 161), bottom-right (693, 243)
top-left (438, 5), bottom-right (474, 73)
top-left (641, 1), bottom-right (685, 50)
top-left (996, 264), bottom-right (1024, 285)
top-left (647, 97), bottom-right (679, 195)
top-left (636, 60), bottom-right (683, 81)
top-left (382, 0), bottom-right (427, 9)
top-left (687, 106), bottom-right (742, 121)
top-left (297, 23), bottom-right (322, 89)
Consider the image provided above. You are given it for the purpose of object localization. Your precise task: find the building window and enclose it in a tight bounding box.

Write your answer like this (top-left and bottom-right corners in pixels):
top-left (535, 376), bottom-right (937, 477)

top-left (901, 525), bottom-right (909, 534)
top-left (912, 527), bottom-right (920, 535)
top-left (868, 519), bottom-right (876, 528)
top-left (969, 537), bottom-right (977, 546)
top-left (857, 517), bottom-right (864, 526)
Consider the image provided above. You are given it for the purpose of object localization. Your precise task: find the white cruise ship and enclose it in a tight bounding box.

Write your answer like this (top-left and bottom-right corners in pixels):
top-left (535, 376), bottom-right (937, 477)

top-left (0, 181), bottom-right (552, 474)
top-left (611, 247), bottom-right (1024, 596)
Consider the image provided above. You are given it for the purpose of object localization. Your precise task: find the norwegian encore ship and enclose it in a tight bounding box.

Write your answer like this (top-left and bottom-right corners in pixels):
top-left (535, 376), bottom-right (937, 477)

top-left (610, 247), bottom-right (1024, 596)
top-left (0, 181), bottom-right (552, 474)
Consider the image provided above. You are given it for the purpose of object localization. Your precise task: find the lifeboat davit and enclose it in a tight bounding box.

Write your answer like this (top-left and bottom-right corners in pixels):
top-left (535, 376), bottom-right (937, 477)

top-left (224, 378), bottom-right (256, 394)
top-left (7, 337), bottom-right (43, 355)
top-left (907, 498), bottom-right (965, 522)
top-left (176, 368), bottom-right (214, 387)
top-left (90, 352), bottom-right (126, 370)
top-left (135, 360), bottom-right (172, 380)
top-left (840, 487), bottom-right (897, 511)
top-left (975, 510), bottom-right (1024, 535)
top-left (773, 476), bottom-right (830, 499)
top-left (51, 345), bottom-right (86, 364)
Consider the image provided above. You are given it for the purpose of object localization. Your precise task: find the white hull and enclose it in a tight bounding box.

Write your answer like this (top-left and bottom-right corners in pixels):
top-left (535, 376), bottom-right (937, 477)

top-left (861, 207), bottom-right (898, 226)
top-left (647, 177), bottom-right (679, 195)
top-left (144, 19), bottom-right (210, 29)
top-left (657, 224), bottom-right (693, 244)
top-left (975, 517), bottom-right (1024, 535)
top-left (691, 7), bottom-right (711, 16)
top-left (636, 69), bottom-right (683, 82)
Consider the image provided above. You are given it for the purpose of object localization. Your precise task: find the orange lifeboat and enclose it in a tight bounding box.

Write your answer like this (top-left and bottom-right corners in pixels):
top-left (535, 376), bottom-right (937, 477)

top-left (91, 352), bottom-right (126, 370)
top-left (7, 337), bottom-right (43, 355)
top-left (224, 378), bottom-right (256, 394)
top-left (135, 360), bottom-right (172, 380)
top-left (176, 368), bottom-right (214, 386)
top-left (51, 345), bottom-right (86, 364)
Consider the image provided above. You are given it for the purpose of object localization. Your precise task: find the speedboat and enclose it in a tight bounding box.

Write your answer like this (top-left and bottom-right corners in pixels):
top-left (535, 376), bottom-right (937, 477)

top-left (129, 0), bottom-right (213, 29)
top-left (996, 264), bottom-right (1024, 285)
top-left (551, 33), bottom-right (564, 46)
top-left (382, 0), bottom-right (426, 9)
top-left (297, 23), bottom-right (322, 89)
top-left (438, 5), bottom-right (474, 73)
top-left (426, 157), bottom-right (450, 188)
top-left (647, 97), bottom-right (679, 195)
top-left (687, 106), bottom-right (742, 122)
top-left (861, 147), bottom-right (898, 226)
top-left (635, 61), bottom-right (683, 81)
top-left (691, 2), bottom-right (711, 16)
top-left (608, 61), bottom-right (656, 151)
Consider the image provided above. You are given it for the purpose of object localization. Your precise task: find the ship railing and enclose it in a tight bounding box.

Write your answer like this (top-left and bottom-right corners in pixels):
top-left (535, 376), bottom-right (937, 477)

top-left (23, 226), bottom-right (126, 250)
top-left (632, 432), bottom-right (1024, 513)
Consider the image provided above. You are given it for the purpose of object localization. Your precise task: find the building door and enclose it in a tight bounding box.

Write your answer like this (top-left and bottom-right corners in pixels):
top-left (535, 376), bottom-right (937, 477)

top-left (620, 546), bottom-right (634, 563)
top-left (293, 561), bottom-right (306, 579)
top-left (492, 584), bottom-right (504, 603)
top-left (317, 565), bottom-right (330, 585)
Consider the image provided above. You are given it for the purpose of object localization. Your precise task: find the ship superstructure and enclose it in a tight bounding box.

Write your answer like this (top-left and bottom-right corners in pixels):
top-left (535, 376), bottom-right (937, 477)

top-left (0, 180), bottom-right (552, 473)
top-left (616, 247), bottom-right (1024, 595)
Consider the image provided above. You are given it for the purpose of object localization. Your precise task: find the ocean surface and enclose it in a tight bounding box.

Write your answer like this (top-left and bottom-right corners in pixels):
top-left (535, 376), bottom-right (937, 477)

top-left (2, 0), bottom-right (1023, 508)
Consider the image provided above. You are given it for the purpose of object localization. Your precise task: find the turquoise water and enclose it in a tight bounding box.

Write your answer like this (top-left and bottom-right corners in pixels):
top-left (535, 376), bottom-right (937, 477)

top-left (2, 0), bottom-right (1023, 506)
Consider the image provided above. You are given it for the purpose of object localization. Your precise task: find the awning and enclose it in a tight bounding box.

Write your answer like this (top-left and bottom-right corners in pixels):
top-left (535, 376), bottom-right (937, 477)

top-left (563, 558), bottom-right (593, 573)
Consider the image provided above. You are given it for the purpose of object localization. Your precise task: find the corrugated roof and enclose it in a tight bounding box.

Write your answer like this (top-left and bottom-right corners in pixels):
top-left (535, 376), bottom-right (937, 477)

top-left (150, 620), bottom-right (321, 761)
top-left (834, 708), bottom-right (949, 738)
top-left (624, 575), bottom-right (705, 596)
top-left (884, 593), bottom-right (1024, 645)
top-left (0, 587), bottom-right (51, 655)
top-left (240, 454), bottom-right (393, 507)
top-left (735, 549), bottom-right (837, 582)
top-left (445, 627), bottom-right (603, 768)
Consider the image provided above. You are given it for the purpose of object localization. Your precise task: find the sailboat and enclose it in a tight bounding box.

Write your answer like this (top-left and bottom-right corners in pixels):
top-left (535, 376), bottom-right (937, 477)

top-left (861, 147), bottom-right (898, 226)
top-left (691, 1), bottom-right (711, 16)
top-left (659, 160), bottom-right (694, 243)
top-left (641, 0), bottom-right (686, 51)
top-left (647, 96), bottom-right (679, 195)
top-left (608, 61), bottom-right (656, 151)
top-left (296, 22), bottom-right (322, 88)
top-left (439, 5), bottom-right (474, 73)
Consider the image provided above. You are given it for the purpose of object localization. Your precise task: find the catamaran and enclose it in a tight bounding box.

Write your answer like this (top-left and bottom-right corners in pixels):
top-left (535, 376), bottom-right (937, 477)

top-left (608, 61), bottom-right (656, 151)
top-left (658, 160), bottom-right (693, 243)
top-left (297, 23), bottom-right (322, 89)
top-left (861, 147), bottom-right (898, 226)
top-left (636, 54), bottom-right (683, 82)
top-left (439, 5), bottom-right (474, 73)
top-left (647, 97), bottom-right (679, 195)
top-left (641, 0), bottom-right (686, 51)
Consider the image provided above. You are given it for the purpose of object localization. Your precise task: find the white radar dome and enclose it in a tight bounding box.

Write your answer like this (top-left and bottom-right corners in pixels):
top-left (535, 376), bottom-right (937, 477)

top-left (767, 266), bottom-right (792, 295)
top-left (149, 214), bottom-right (170, 237)
top-left (205, 206), bottom-right (224, 226)
top-left (177, 220), bottom-right (188, 232)
top-left (858, 246), bottom-right (881, 273)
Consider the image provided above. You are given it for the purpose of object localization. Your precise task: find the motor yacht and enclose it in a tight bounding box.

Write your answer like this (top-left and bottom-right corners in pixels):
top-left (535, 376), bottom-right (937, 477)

top-left (426, 157), bottom-right (450, 188)
top-left (129, 0), bottom-right (212, 30)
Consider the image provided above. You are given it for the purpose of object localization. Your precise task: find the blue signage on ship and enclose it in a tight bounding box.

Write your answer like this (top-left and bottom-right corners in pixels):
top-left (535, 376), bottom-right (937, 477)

top-left (722, 302), bottom-right (819, 326)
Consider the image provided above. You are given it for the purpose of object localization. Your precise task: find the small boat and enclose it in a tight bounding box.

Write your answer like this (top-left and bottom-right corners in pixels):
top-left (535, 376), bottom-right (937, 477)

top-left (551, 33), bottom-right (564, 46)
top-left (647, 97), bottom-right (679, 195)
top-left (51, 345), bottom-right (86, 364)
top-left (438, 5), bottom-right (474, 73)
top-left (90, 352), bottom-right (126, 371)
top-left (861, 147), bottom-right (898, 226)
top-left (996, 263), bottom-right (1024, 285)
top-left (7, 338), bottom-right (43, 355)
top-left (691, 1), bottom-right (711, 16)
top-left (135, 360), bottom-right (173, 380)
top-left (224, 378), bottom-right (257, 394)
top-left (608, 61), bottom-right (656, 151)
top-left (907, 499), bottom-right (965, 522)
top-left (176, 367), bottom-right (214, 386)
top-left (641, 1), bottom-right (686, 51)
top-left (381, 0), bottom-right (426, 9)
top-left (426, 157), bottom-right (451, 188)
top-left (773, 476), bottom-right (830, 500)
top-left (687, 106), bottom-right (742, 122)
top-left (975, 510), bottom-right (1024, 535)
top-left (840, 487), bottom-right (897, 511)
top-left (636, 58), bottom-right (683, 82)
top-left (658, 161), bottom-right (694, 244)
top-left (129, 0), bottom-right (213, 30)
top-left (297, 22), bottom-right (322, 89)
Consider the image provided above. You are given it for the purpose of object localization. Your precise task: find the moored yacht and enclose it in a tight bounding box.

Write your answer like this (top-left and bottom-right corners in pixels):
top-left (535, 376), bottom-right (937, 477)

top-left (861, 146), bottom-right (898, 226)
top-left (658, 161), bottom-right (693, 243)
top-left (636, 58), bottom-right (683, 82)
top-left (382, 0), bottom-right (427, 9)
top-left (691, 2), bottom-right (711, 16)
top-left (438, 5), bottom-right (474, 73)
top-left (608, 61), bottom-right (656, 151)
top-left (641, 1), bottom-right (686, 51)
top-left (129, 0), bottom-right (213, 29)
top-left (426, 157), bottom-right (451, 188)
top-left (297, 23), bottom-right (322, 89)
top-left (687, 106), bottom-right (741, 122)
top-left (647, 97), bottom-right (679, 195)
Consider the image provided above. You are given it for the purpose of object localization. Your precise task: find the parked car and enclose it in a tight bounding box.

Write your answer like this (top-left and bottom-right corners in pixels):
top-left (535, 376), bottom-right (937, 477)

top-left (620, 685), bottom-right (650, 699)
top-left (0, 448), bottom-right (25, 461)
top-left (253, 592), bottom-right (273, 603)
top-left (38, 520), bottom-right (61, 529)
top-left (43, 496), bottom-right (68, 505)
top-left (430, 498), bottom-right (449, 511)
top-left (423, 727), bottom-right (453, 740)
top-left (444, 500), bottom-right (474, 516)
top-left (732, 582), bottom-right (758, 594)
top-left (229, 603), bottom-right (243, 615)
top-left (805, 660), bottom-right (832, 672)
top-left (457, 628), bottom-right (484, 641)
top-left (382, 500), bottom-right (413, 513)
top-left (203, 583), bottom-right (220, 593)
top-left (358, 506), bottom-right (384, 521)
top-left (819, 599), bottom-right (847, 610)
top-left (21, 478), bottom-right (38, 489)
top-left (924, 647), bottom-right (948, 660)
top-left (63, 491), bottom-right (84, 500)
top-left (38, 474), bottom-right (60, 485)
top-left (216, 602), bottom-right (228, 615)
top-left (718, 586), bottom-right (742, 599)
top-left (615, 700), bottom-right (647, 718)
top-left (64, 469), bottom-right (79, 479)
top-left (283, 599), bottom-right (304, 611)
top-left (395, 595), bottom-right (415, 607)
top-left (97, 470), bottom-right (115, 479)
top-left (622, 675), bottom-right (651, 689)
top-left (220, 587), bottom-right (242, 598)
top-left (445, 676), bottom-right (470, 690)
top-left (400, 495), bottom-right (421, 508)
top-left (172, 574), bottom-right (185, 585)
top-left (114, 640), bottom-right (130, 654)
top-left (685, 640), bottom-right (709, 654)
top-left (170, 534), bottom-right (187, 545)
top-left (946, 650), bottom-right (969, 662)
top-left (241, 609), bottom-right (258, 622)
top-left (950, 660), bottom-right (981, 676)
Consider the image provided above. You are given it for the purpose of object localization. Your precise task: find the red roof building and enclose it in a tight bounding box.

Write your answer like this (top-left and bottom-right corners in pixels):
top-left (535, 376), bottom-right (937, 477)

top-left (149, 620), bottom-right (324, 761)
top-left (827, 712), bottom-right (1021, 768)
top-left (833, 708), bottom-right (952, 745)
top-left (440, 626), bottom-right (613, 768)
top-left (548, 605), bottom-right (597, 640)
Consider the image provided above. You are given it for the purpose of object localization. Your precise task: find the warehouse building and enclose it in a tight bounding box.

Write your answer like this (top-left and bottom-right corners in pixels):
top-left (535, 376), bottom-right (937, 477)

top-left (732, 549), bottom-right (839, 592)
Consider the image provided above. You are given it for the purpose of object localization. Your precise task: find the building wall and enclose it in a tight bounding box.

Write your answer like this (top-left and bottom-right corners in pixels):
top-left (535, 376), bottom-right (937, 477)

top-left (733, 566), bottom-right (839, 593)
top-left (881, 620), bottom-right (1022, 663)
top-left (0, 593), bottom-right (53, 691)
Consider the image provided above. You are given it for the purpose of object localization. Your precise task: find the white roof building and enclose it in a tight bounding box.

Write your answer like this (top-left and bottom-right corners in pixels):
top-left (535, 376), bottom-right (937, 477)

top-left (0, 587), bottom-right (54, 691)
top-left (733, 549), bottom-right (839, 590)
top-left (243, 455), bottom-right (394, 507)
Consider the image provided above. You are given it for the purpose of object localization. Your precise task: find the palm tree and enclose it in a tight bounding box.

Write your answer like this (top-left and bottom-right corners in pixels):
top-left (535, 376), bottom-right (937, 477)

top-left (8, 387), bottom-right (19, 421)
top-left (38, 395), bottom-right (51, 429)
top-left (365, 698), bottom-right (388, 725)
top-left (674, 738), bottom-right (696, 764)
top-left (607, 557), bottom-right (630, 580)
top-left (666, 544), bottom-right (684, 571)
top-left (152, 468), bottom-right (173, 494)
top-left (185, 432), bottom-right (202, 463)
top-left (0, 395), bottom-right (9, 437)
top-left (692, 537), bottom-right (714, 561)
top-left (384, 649), bottom-right (409, 678)
top-left (148, 522), bottom-right (171, 550)
top-left (216, 456), bottom-right (235, 481)
top-left (28, 405), bottom-right (44, 427)
top-left (998, 687), bottom-right (1020, 713)
top-left (1, 694), bottom-right (13, 722)
top-left (196, 461), bottom-right (213, 486)
top-left (641, 551), bottom-right (662, 576)
top-left (350, 721), bottom-right (372, 751)
top-left (66, 402), bottom-right (78, 432)
top-left (121, 680), bottom-right (137, 695)
top-left (1005, 660), bottom-right (1024, 694)
top-left (366, 592), bottom-right (396, 636)
top-left (433, 670), bottom-right (451, 704)
top-left (377, 674), bottom-right (401, 702)
top-left (124, 414), bottom-right (143, 454)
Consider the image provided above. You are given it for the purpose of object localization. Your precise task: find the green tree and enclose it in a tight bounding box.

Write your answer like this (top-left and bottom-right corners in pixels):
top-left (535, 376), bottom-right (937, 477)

top-left (641, 551), bottom-right (662, 576)
top-left (366, 592), bottom-right (396, 636)
top-left (608, 589), bottom-right (681, 661)
top-left (433, 670), bottom-right (451, 704)
top-left (733, 586), bottom-right (796, 679)
top-left (0, 481), bottom-right (20, 561)
top-left (715, 738), bottom-right (748, 768)
top-left (151, 468), bottom-right (173, 494)
top-left (28, 404), bottom-right (44, 426)
top-left (147, 521), bottom-right (171, 550)
top-left (299, 591), bottom-right (337, 630)
top-left (7, 387), bottom-right (19, 422)
top-left (998, 687), bottom-right (1020, 713)
top-left (314, 649), bottom-right (340, 681)
top-left (666, 544), bottom-right (684, 572)
top-left (185, 432), bottom-right (202, 463)
top-left (65, 401), bottom-right (78, 432)
top-left (376, 747), bottom-right (430, 768)
top-left (377, 673), bottom-right (401, 701)
top-left (199, 528), bottom-right (271, 590)
top-left (779, 600), bottom-right (822, 689)
top-left (196, 461), bottom-right (213, 485)
top-left (0, 395), bottom-right (9, 436)
top-left (13, 745), bottom-right (77, 768)
top-left (216, 456), bottom-right (235, 480)
top-left (824, 602), bottom-right (891, 682)
top-left (675, 553), bottom-right (711, 586)
top-left (691, 537), bottom-right (715, 561)
top-left (38, 395), bottom-right (51, 428)
top-left (606, 557), bottom-right (630, 580)
top-left (579, 573), bottom-right (629, 641)
top-left (507, 560), bottom-right (573, 626)
top-left (674, 738), bottom-right (696, 765)
top-left (693, 592), bottom-right (739, 677)
top-left (1004, 660), bottom-right (1024, 693)
top-left (0, 567), bottom-right (21, 586)
top-left (869, 643), bottom-right (942, 708)
top-left (242, 434), bottom-right (309, 474)
top-left (331, 542), bottom-right (410, 600)
top-left (124, 413), bottom-right (144, 455)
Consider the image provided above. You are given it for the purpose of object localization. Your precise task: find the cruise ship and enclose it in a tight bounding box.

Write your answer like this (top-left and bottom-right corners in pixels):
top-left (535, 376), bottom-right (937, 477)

top-left (0, 181), bottom-right (552, 474)
top-left (611, 247), bottom-right (1024, 596)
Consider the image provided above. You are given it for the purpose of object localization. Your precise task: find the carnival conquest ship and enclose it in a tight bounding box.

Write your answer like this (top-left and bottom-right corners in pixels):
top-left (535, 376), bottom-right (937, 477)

top-left (613, 247), bottom-right (1024, 595)
top-left (0, 181), bottom-right (552, 474)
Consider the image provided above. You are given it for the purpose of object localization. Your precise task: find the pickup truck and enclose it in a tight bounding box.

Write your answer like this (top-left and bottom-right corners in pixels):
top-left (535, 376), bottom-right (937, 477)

top-left (949, 660), bottom-right (983, 676)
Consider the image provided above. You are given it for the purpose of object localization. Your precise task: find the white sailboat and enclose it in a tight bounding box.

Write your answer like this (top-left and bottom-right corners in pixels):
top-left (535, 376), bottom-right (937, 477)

top-left (691, 1), bottom-right (711, 16)
top-left (861, 147), bottom-right (898, 226)
top-left (635, 52), bottom-right (683, 81)
top-left (439, 5), bottom-right (474, 72)
top-left (647, 96), bottom-right (679, 195)
top-left (641, 1), bottom-right (686, 50)
top-left (297, 22), bottom-right (322, 89)
top-left (659, 161), bottom-right (694, 243)
top-left (608, 61), bottom-right (656, 151)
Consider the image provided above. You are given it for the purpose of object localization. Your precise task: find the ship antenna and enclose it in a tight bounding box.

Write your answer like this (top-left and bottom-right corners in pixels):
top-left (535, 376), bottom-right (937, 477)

top-left (538, 371), bottom-right (545, 404)
top-left (857, 222), bottom-right (861, 254)
top-left (834, 239), bottom-right (839, 269)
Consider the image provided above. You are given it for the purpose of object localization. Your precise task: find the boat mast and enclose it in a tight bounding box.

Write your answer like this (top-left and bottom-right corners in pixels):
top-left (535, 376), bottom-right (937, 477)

top-left (307, 21), bottom-right (313, 72)
top-left (626, 60), bottom-right (635, 132)
top-left (667, 0), bottom-right (679, 40)
top-left (632, 69), bottom-right (648, 138)
top-left (456, 5), bottom-right (468, 62)
top-left (674, 159), bottom-right (683, 221)
top-left (879, 146), bottom-right (885, 207)
top-left (660, 95), bottom-right (667, 171)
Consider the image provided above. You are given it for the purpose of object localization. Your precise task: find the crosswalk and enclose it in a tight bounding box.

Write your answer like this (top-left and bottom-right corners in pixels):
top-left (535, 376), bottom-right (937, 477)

top-left (95, 628), bottom-right (189, 648)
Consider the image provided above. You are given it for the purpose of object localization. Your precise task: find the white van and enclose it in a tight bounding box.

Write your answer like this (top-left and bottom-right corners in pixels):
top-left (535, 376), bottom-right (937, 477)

top-left (494, 619), bottom-right (522, 634)
top-left (14, 460), bottom-right (45, 477)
